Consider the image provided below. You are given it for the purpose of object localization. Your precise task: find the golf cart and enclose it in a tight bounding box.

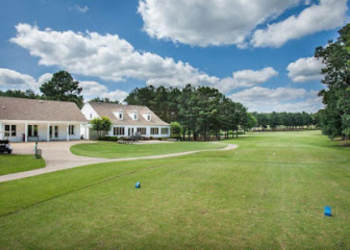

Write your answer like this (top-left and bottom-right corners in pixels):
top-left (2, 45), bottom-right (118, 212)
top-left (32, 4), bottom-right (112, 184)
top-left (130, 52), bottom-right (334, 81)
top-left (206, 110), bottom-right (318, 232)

top-left (0, 131), bottom-right (12, 154)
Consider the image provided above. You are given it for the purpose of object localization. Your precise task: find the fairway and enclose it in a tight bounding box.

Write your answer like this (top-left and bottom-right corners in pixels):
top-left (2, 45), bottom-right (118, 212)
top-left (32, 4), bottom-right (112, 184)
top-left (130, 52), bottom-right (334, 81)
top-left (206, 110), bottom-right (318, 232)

top-left (70, 141), bottom-right (226, 158)
top-left (0, 131), bottom-right (349, 249)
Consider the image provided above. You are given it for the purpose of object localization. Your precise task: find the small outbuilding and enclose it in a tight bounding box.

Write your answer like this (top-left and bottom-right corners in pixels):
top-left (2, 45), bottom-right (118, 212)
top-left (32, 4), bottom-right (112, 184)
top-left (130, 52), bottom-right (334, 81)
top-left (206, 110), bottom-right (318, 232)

top-left (0, 97), bottom-right (87, 142)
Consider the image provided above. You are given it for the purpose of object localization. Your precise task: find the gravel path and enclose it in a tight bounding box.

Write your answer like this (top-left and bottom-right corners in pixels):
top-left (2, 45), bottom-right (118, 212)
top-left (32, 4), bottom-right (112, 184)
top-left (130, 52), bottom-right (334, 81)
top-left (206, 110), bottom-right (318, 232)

top-left (0, 141), bottom-right (237, 183)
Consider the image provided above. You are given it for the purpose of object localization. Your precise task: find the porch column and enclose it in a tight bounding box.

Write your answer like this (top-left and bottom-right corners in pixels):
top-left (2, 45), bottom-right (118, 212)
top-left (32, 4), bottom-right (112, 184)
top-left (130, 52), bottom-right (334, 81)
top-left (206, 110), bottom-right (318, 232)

top-left (25, 122), bottom-right (28, 142)
top-left (47, 123), bottom-right (50, 142)
top-left (67, 123), bottom-right (70, 141)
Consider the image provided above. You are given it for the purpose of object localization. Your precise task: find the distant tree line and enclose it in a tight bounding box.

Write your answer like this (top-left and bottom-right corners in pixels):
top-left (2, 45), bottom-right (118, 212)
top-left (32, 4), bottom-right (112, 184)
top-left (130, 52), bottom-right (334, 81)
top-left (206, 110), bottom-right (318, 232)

top-left (251, 112), bottom-right (318, 131)
top-left (0, 89), bottom-right (40, 99)
top-left (125, 84), bottom-right (256, 141)
top-left (314, 23), bottom-right (350, 141)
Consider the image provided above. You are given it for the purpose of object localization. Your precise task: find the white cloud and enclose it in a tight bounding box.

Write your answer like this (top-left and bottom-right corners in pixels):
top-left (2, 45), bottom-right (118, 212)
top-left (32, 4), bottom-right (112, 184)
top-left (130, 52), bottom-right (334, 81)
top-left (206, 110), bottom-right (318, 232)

top-left (218, 67), bottom-right (278, 93)
top-left (80, 81), bottom-right (108, 98)
top-left (251, 0), bottom-right (347, 48)
top-left (70, 5), bottom-right (89, 13)
top-left (0, 68), bottom-right (44, 92)
top-left (229, 86), bottom-right (323, 112)
top-left (0, 68), bottom-right (127, 102)
top-left (138, 0), bottom-right (300, 47)
top-left (287, 57), bottom-right (323, 82)
top-left (103, 89), bottom-right (129, 102)
top-left (37, 73), bottom-right (53, 86)
top-left (79, 81), bottom-right (128, 102)
top-left (10, 23), bottom-right (276, 93)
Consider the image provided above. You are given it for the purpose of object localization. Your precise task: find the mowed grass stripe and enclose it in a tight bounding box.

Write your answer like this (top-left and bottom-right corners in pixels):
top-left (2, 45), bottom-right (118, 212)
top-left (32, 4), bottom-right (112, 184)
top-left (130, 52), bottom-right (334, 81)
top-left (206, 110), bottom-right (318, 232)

top-left (70, 141), bottom-right (226, 158)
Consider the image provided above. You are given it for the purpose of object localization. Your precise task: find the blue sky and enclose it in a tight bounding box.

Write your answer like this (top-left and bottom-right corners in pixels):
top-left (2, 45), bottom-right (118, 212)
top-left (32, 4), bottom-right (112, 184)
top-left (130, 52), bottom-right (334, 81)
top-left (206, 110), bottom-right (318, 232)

top-left (0, 0), bottom-right (349, 112)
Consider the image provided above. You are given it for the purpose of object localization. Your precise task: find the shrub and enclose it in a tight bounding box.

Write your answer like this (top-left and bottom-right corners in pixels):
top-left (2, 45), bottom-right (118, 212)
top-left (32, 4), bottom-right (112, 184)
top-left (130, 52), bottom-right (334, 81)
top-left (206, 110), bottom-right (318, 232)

top-left (170, 122), bottom-right (182, 137)
top-left (100, 137), bottom-right (118, 142)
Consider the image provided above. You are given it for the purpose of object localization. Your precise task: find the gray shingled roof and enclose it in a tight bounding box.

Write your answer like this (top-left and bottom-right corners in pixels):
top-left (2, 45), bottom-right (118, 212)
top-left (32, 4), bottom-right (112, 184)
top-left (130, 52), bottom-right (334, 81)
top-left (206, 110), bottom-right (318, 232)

top-left (0, 97), bottom-right (87, 122)
top-left (89, 102), bottom-right (169, 126)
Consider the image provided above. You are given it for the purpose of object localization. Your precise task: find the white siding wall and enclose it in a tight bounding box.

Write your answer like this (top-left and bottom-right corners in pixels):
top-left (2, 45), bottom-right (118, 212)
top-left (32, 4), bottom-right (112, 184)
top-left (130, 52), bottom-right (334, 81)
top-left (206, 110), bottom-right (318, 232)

top-left (0, 121), bottom-right (82, 142)
top-left (81, 103), bottom-right (100, 121)
top-left (0, 123), bottom-right (25, 142)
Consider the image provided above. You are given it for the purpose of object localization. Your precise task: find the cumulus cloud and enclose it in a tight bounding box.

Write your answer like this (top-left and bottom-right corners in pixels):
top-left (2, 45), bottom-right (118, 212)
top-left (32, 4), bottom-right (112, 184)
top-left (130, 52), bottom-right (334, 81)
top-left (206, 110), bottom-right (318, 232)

top-left (0, 68), bottom-right (126, 102)
top-left (229, 86), bottom-right (323, 112)
top-left (251, 0), bottom-right (347, 48)
top-left (138, 0), bottom-right (299, 47)
top-left (103, 89), bottom-right (129, 101)
top-left (10, 23), bottom-right (276, 93)
top-left (37, 73), bottom-right (53, 85)
top-left (218, 67), bottom-right (278, 93)
top-left (287, 57), bottom-right (323, 82)
top-left (0, 68), bottom-right (45, 92)
top-left (79, 81), bottom-right (128, 102)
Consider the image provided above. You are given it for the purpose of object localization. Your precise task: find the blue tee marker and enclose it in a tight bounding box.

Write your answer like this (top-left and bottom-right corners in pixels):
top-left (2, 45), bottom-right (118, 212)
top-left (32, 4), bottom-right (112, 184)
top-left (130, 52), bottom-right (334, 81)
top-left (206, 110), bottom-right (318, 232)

top-left (325, 206), bottom-right (331, 217)
top-left (135, 182), bottom-right (141, 188)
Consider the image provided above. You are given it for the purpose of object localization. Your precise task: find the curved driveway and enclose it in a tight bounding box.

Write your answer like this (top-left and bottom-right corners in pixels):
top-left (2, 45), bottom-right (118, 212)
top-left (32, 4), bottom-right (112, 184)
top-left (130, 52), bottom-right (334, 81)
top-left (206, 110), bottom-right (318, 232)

top-left (0, 141), bottom-right (237, 183)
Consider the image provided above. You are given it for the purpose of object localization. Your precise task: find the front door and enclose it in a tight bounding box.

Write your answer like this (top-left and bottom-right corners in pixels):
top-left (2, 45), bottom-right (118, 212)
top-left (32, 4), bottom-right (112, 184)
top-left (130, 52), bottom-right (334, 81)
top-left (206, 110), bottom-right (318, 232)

top-left (49, 126), bottom-right (59, 139)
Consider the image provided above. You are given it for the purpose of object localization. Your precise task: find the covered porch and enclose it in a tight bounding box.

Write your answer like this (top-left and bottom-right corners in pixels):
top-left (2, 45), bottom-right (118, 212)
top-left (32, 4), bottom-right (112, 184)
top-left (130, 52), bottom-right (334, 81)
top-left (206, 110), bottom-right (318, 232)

top-left (0, 120), bottom-right (82, 142)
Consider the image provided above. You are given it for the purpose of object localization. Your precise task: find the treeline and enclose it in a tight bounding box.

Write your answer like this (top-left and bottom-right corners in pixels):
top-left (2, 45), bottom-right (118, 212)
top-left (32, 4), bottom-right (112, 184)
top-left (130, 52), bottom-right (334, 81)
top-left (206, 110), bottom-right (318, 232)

top-left (251, 112), bottom-right (318, 131)
top-left (0, 89), bottom-right (40, 99)
top-left (314, 23), bottom-right (350, 140)
top-left (125, 84), bottom-right (256, 141)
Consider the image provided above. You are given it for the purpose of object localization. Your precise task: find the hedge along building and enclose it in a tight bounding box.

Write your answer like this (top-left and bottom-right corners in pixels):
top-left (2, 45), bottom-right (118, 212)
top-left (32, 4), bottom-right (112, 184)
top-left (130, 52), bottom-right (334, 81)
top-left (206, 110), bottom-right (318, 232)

top-left (0, 97), bottom-right (87, 142)
top-left (81, 102), bottom-right (170, 139)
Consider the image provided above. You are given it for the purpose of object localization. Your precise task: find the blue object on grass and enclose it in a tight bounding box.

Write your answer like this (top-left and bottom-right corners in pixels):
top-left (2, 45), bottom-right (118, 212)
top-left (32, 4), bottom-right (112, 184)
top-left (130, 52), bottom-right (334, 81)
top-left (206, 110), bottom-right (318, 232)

top-left (135, 182), bottom-right (141, 188)
top-left (325, 206), bottom-right (331, 217)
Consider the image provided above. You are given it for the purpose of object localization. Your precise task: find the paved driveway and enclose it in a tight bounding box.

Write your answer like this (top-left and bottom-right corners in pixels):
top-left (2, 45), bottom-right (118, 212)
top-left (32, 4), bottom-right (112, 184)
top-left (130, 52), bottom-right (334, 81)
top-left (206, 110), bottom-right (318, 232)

top-left (0, 141), bottom-right (237, 183)
top-left (11, 141), bottom-right (113, 168)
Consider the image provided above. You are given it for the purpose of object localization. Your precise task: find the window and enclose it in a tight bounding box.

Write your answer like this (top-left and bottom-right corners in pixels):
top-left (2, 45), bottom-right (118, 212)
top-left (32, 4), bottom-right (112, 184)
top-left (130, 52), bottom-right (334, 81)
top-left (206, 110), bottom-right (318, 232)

top-left (119, 113), bottom-right (123, 120)
top-left (11, 125), bottom-right (16, 136)
top-left (151, 127), bottom-right (159, 135)
top-left (4, 125), bottom-right (17, 137)
top-left (69, 125), bottom-right (75, 135)
top-left (4, 125), bottom-right (10, 137)
top-left (134, 114), bottom-right (138, 120)
top-left (113, 127), bottom-right (125, 136)
top-left (33, 125), bottom-right (38, 136)
top-left (161, 128), bottom-right (169, 135)
top-left (147, 115), bottom-right (151, 121)
top-left (54, 126), bottom-right (59, 138)
top-left (27, 125), bottom-right (38, 137)
top-left (50, 126), bottom-right (53, 138)
top-left (137, 128), bottom-right (146, 135)
top-left (90, 113), bottom-right (92, 119)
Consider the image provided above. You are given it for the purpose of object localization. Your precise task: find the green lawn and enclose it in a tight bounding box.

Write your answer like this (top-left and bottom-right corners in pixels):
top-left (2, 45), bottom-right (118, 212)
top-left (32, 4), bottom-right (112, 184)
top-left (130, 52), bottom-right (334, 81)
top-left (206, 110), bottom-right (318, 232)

top-left (70, 141), bottom-right (226, 158)
top-left (0, 154), bottom-right (45, 176)
top-left (0, 131), bottom-right (349, 249)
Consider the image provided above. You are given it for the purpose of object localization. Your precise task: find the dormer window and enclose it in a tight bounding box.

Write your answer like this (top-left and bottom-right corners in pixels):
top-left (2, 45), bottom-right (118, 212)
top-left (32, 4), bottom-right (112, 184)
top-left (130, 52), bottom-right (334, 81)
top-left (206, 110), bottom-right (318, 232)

top-left (147, 112), bottom-right (151, 121)
top-left (114, 110), bottom-right (124, 120)
top-left (133, 110), bottom-right (138, 120)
